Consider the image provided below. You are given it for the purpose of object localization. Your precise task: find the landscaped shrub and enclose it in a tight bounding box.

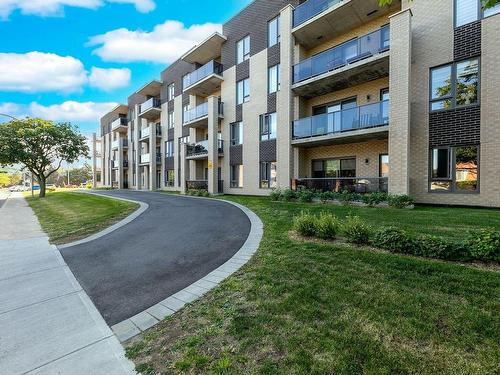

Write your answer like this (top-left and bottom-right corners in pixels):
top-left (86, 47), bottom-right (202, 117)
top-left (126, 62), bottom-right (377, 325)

top-left (293, 211), bottom-right (317, 237)
top-left (339, 190), bottom-right (360, 205)
top-left (465, 229), bottom-right (500, 261)
top-left (342, 216), bottom-right (371, 245)
top-left (297, 188), bottom-right (315, 203)
top-left (373, 227), bottom-right (418, 254)
top-left (387, 194), bottom-right (415, 208)
top-left (269, 188), bottom-right (282, 201)
top-left (315, 212), bottom-right (340, 240)
top-left (280, 188), bottom-right (297, 202)
top-left (361, 192), bottom-right (389, 207)
top-left (187, 189), bottom-right (210, 197)
top-left (418, 235), bottom-right (468, 261)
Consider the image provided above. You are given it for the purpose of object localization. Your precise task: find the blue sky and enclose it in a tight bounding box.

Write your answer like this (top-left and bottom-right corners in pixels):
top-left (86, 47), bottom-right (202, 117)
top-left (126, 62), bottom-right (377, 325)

top-left (0, 0), bottom-right (252, 134)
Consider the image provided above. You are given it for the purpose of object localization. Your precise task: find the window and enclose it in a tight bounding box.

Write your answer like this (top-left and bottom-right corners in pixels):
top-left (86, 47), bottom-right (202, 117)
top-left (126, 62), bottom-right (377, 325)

top-left (379, 154), bottom-right (390, 178)
top-left (183, 104), bottom-right (190, 122)
top-left (455, 0), bottom-right (500, 26)
top-left (230, 164), bottom-right (244, 188)
top-left (260, 162), bottom-right (277, 189)
top-left (165, 170), bottom-right (175, 186)
top-left (236, 35), bottom-right (250, 64)
top-left (237, 78), bottom-right (250, 104)
top-left (430, 58), bottom-right (479, 111)
top-left (168, 111), bottom-right (175, 129)
top-left (230, 122), bottom-right (243, 145)
top-left (430, 146), bottom-right (479, 192)
top-left (260, 112), bottom-right (277, 141)
top-left (268, 64), bottom-right (280, 94)
top-left (268, 16), bottom-right (280, 47)
top-left (167, 83), bottom-right (175, 101)
top-left (312, 158), bottom-right (356, 178)
top-left (165, 140), bottom-right (174, 157)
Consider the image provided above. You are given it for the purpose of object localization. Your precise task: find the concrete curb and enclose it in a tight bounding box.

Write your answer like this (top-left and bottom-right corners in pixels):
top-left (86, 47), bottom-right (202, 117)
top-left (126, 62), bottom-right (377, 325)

top-left (110, 194), bottom-right (264, 343)
top-left (57, 191), bottom-right (149, 250)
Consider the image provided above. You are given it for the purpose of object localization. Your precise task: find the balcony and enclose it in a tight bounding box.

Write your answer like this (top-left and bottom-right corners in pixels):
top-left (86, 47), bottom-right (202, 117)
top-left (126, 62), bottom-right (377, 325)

top-left (111, 117), bottom-right (128, 132)
top-left (139, 127), bottom-right (150, 140)
top-left (294, 177), bottom-right (388, 193)
top-left (186, 140), bottom-right (224, 159)
top-left (293, 26), bottom-right (390, 98)
top-left (182, 32), bottom-right (226, 65)
top-left (140, 153), bottom-right (150, 164)
top-left (111, 139), bottom-right (119, 150)
top-left (138, 98), bottom-right (161, 120)
top-left (183, 60), bottom-right (223, 96)
top-left (183, 100), bottom-right (224, 128)
top-left (292, 0), bottom-right (400, 49)
top-left (292, 100), bottom-right (389, 146)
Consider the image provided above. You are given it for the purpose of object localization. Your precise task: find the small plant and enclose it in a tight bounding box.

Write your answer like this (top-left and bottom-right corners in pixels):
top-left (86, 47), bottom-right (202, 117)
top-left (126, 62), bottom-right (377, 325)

top-left (297, 188), bottom-right (315, 203)
top-left (465, 229), bottom-right (500, 261)
top-left (339, 190), bottom-right (359, 205)
top-left (315, 212), bottom-right (339, 239)
top-left (373, 227), bottom-right (418, 254)
top-left (280, 188), bottom-right (297, 202)
top-left (293, 211), bottom-right (317, 237)
top-left (342, 215), bottom-right (371, 245)
top-left (269, 188), bottom-right (282, 201)
top-left (361, 192), bottom-right (388, 207)
top-left (388, 194), bottom-right (415, 209)
top-left (418, 235), bottom-right (468, 261)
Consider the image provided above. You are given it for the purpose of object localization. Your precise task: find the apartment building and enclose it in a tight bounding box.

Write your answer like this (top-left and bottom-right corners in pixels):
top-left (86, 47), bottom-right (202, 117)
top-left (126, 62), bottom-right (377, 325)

top-left (92, 0), bottom-right (500, 207)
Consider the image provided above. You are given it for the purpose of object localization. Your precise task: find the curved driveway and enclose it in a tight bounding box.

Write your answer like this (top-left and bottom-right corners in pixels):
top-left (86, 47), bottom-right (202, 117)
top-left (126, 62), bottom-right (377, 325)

top-left (60, 191), bottom-right (251, 325)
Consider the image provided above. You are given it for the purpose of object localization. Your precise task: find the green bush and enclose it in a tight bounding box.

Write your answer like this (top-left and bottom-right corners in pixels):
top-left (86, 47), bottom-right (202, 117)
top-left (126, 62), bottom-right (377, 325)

top-left (85, 182), bottom-right (92, 189)
top-left (465, 229), bottom-right (500, 261)
top-left (418, 235), bottom-right (468, 261)
top-left (187, 189), bottom-right (210, 197)
top-left (269, 188), bottom-right (282, 201)
top-left (342, 216), bottom-right (371, 245)
top-left (373, 227), bottom-right (418, 254)
top-left (297, 188), bottom-right (315, 203)
top-left (361, 192), bottom-right (389, 207)
top-left (280, 188), bottom-right (297, 202)
top-left (339, 190), bottom-right (360, 205)
top-left (293, 211), bottom-right (317, 237)
top-left (315, 212), bottom-right (339, 240)
top-left (387, 194), bottom-right (415, 208)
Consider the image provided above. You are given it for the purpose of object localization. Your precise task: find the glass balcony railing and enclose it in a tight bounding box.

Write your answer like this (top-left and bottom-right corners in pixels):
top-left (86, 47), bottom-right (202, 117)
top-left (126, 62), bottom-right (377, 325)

top-left (183, 99), bottom-right (224, 124)
top-left (293, 25), bottom-right (390, 83)
top-left (186, 140), bottom-right (224, 157)
top-left (140, 127), bottom-right (150, 139)
top-left (139, 98), bottom-right (161, 114)
top-left (293, 100), bottom-right (389, 140)
top-left (140, 153), bottom-right (150, 164)
top-left (111, 117), bottom-right (128, 130)
top-left (293, 0), bottom-right (343, 28)
top-left (183, 60), bottom-right (223, 90)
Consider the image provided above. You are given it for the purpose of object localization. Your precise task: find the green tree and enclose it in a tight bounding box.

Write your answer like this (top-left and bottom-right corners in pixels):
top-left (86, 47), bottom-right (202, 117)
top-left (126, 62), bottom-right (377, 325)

top-left (0, 171), bottom-right (9, 187)
top-left (379, 0), bottom-right (499, 8)
top-left (0, 118), bottom-right (89, 198)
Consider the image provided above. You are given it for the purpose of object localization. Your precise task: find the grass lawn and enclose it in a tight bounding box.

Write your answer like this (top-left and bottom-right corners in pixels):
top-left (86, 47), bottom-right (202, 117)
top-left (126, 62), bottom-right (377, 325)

top-left (25, 191), bottom-right (138, 244)
top-left (126, 197), bottom-right (500, 375)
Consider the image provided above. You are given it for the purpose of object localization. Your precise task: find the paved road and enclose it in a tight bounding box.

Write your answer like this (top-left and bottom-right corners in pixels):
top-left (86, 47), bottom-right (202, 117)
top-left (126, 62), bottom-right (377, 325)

top-left (0, 190), bottom-right (9, 208)
top-left (60, 191), bottom-right (251, 325)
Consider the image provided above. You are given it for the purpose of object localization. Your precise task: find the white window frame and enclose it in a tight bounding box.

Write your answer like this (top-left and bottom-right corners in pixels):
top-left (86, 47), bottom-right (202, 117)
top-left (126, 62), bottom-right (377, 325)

top-left (167, 83), bottom-right (175, 101)
top-left (268, 64), bottom-right (280, 94)
top-left (268, 16), bottom-right (280, 47)
top-left (237, 78), bottom-right (250, 105)
top-left (237, 35), bottom-right (251, 64)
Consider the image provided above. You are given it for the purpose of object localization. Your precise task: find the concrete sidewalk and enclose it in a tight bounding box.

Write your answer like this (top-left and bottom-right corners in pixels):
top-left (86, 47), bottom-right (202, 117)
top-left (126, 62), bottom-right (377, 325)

top-left (0, 192), bottom-right (135, 375)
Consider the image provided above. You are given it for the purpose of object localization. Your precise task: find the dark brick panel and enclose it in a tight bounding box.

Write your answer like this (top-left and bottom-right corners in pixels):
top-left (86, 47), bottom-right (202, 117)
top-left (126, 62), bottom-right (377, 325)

top-left (230, 145), bottom-right (243, 165)
top-left (160, 59), bottom-right (194, 99)
top-left (127, 93), bottom-right (146, 108)
top-left (182, 125), bottom-right (190, 137)
top-left (260, 139), bottom-right (277, 162)
top-left (221, 0), bottom-right (299, 71)
top-left (236, 105), bottom-right (243, 122)
top-left (267, 43), bottom-right (281, 67)
top-left (268, 93), bottom-right (277, 113)
top-left (429, 106), bottom-right (481, 148)
top-left (182, 93), bottom-right (190, 106)
top-left (168, 128), bottom-right (174, 141)
top-left (165, 157), bottom-right (174, 170)
top-left (168, 101), bottom-right (174, 112)
top-left (454, 21), bottom-right (481, 61)
top-left (236, 59), bottom-right (250, 81)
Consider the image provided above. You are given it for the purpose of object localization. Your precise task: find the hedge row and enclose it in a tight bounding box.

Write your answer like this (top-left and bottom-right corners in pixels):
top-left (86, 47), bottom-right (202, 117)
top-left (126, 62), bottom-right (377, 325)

top-left (271, 188), bottom-right (414, 208)
top-left (293, 211), bottom-right (500, 262)
top-left (186, 189), bottom-right (210, 197)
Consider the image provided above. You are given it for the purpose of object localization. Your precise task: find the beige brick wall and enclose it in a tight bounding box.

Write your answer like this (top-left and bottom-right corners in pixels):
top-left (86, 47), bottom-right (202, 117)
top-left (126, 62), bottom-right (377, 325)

top-left (298, 139), bottom-right (388, 178)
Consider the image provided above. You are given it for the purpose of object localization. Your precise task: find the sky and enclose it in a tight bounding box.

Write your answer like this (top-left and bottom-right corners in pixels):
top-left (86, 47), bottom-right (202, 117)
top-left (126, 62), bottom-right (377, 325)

top-left (0, 0), bottom-right (253, 137)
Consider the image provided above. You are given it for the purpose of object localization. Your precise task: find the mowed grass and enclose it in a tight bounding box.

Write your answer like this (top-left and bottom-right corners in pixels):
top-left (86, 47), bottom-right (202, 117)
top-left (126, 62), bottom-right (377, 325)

top-left (126, 196), bottom-right (500, 375)
top-left (26, 191), bottom-right (138, 244)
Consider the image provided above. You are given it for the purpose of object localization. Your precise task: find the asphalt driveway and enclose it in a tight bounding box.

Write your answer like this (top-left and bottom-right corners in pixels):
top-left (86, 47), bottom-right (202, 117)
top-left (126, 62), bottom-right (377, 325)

top-left (60, 191), bottom-right (251, 325)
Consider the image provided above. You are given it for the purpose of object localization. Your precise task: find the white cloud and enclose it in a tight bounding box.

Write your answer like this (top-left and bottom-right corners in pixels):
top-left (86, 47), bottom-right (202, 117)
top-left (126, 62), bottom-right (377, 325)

top-left (0, 0), bottom-right (155, 19)
top-left (28, 101), bottom-right (118, 122)
top-left (0, 52), bottom-right (87, 93)
top-left (88, 67), bottom-right (131, 91)
top-left (88, 20), bottom-right (222, 64)
top-left (0, 52), bottom-right (131, 93)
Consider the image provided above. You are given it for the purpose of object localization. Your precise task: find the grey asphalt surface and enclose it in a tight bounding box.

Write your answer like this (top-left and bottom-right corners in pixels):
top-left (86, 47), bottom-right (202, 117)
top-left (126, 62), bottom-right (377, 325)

top-left (60, 191), bottom-right (251, 325)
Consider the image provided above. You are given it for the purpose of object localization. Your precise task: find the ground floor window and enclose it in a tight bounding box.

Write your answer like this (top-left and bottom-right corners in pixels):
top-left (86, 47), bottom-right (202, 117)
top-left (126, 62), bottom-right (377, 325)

top-left (379, 154), bottom-right (389, 177)
top-left (312, 158), bottom-right (356, 178)
top-left (430, 145), bottom-right (479, 193)
top-left (165, 169), bottom-right (175, 186)
top-left (230, 164), bottom-right (243, 188)
top-left (260, 162), bottom-right (277, 189)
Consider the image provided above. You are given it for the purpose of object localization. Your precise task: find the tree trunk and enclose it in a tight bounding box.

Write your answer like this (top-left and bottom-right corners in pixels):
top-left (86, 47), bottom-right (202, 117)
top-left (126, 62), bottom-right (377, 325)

top-left (39, 175), bottom-right (47, 198)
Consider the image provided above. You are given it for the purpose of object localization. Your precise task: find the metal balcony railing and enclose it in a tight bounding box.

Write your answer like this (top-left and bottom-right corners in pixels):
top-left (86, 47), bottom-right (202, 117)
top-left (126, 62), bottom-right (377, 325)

top-left (294, 177), bottom-right (388, 193)
top-left (183, 60), bottom-right (223, 90)
top-left (186, 140), bottom-right (224, 157)
top-left (293, 0), bottom-right (342, 28)
top-left (293, 100), bottom-right (389, 140)
top-left (293, 25), bottom-right (390, 83)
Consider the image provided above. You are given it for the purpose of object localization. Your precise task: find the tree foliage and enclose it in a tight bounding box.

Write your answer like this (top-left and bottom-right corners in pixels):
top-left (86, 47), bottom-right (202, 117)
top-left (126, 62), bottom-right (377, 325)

top-left (379, 0), bottom-right (499, 8)
top-left (0, 118), bottom-right (89, 197)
